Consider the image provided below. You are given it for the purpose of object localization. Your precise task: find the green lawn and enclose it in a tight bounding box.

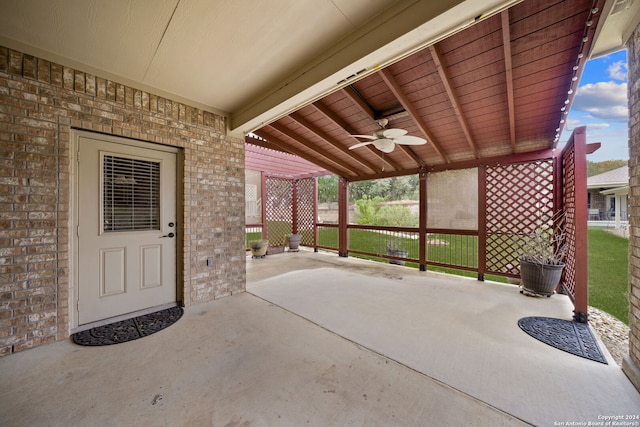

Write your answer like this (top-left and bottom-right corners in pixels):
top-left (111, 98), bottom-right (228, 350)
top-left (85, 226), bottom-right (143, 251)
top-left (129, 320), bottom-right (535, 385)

top-left (588, 228), bottom-right (629, 325)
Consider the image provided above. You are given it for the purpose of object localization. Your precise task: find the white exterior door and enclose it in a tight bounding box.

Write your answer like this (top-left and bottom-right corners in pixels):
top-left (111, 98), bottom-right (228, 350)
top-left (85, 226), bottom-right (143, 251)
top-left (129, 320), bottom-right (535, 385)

top-left (76, 133), bottom-right (177, 325)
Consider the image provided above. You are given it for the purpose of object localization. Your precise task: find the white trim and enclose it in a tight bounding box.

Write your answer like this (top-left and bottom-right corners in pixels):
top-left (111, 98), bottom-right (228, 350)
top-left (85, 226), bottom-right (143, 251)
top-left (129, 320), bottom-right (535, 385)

top-left (70, 129), bottom-right (181, 329)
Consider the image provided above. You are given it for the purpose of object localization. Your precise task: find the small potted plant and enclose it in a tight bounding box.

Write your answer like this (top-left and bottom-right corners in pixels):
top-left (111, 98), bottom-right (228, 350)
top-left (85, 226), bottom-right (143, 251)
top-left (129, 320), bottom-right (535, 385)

top-left (518, 212), bottom-right (566, 297)
top-left (286, 233), bottom-right (302, 251)
top-left (386, 240), bottom-right (408, 266)
top-left (249, 239), bottom-right (269, 258)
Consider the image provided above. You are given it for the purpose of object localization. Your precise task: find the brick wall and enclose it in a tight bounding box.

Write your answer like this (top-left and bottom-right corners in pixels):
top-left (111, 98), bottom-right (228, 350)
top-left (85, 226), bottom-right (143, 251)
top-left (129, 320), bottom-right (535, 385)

top-left (588, 190), bottom-right (606, 212)
top-left (0, 47), bottom-right (246, 355)
top-left (626, 25), bottom-right (640, 390)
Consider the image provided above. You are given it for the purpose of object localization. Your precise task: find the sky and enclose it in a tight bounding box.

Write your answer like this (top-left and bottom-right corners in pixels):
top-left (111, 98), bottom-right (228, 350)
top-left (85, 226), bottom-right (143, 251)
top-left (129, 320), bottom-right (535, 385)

top-left (559, 49), bottom-right (629, 161)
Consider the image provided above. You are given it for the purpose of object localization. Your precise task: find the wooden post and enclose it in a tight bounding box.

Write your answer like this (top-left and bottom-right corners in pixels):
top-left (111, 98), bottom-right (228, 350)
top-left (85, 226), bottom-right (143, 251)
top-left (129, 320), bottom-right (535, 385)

top-left (261, 172), bottom-right (267, 241)
top-left (338, 177), bottom-right (349, 257)
top-left (477, 166), bottom-right (487, 281)
top-left (313, 177), bottom-right (319, 251)
top-left (572, 127), bottom-right (589, 322)
top-left (292, 179), bottom-right (298, 234)
top-left (419, 169), bottom-right (427, 271)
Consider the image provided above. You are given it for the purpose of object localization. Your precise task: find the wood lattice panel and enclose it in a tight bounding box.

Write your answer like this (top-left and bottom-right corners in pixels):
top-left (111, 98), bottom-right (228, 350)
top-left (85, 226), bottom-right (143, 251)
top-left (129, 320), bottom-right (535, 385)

top-left (265, 176), bottom-right (293, 246)
top-left (562, 146), bottom-right (577, 301)
top-left (295, 178), bottom-right (316, 246)
top-left (485, 160), bottom-right (555, 275)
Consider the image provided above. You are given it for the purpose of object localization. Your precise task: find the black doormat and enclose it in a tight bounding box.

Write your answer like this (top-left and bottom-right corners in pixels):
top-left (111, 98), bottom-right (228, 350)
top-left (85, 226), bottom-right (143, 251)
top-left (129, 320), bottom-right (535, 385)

top-left (72, 306), bottom-right (183, 346)
top-left (518, 316), bottom-right (607, 364)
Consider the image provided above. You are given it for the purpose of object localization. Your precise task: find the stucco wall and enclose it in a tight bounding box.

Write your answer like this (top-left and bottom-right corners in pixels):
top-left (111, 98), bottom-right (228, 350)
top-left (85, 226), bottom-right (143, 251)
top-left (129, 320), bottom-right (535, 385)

top-left (0, 47), bottom-right (245, 355)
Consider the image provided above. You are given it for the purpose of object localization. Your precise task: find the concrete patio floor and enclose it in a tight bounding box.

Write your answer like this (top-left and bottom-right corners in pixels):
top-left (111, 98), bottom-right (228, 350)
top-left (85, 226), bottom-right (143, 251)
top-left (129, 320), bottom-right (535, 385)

top-left (1, 250), bottom-right (639, 426)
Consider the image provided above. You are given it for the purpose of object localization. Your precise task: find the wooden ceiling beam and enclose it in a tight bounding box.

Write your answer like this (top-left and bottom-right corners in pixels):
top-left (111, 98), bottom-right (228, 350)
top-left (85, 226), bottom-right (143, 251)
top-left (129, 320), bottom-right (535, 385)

top-left (267, 122), bottom-right (361, 177)
top-left (342, 86), bottom-right (375, 120)
top-left (428, 45), bottom-right (479, 159)
top-left (289, 112), bottom-right (379, 174)
top-left (252, 131), bottom-right (354, 178)
top-left (379, 68), bottom-right (447, 164)
top-left (397, 145), bottom-right (425, 167)
top-left (501, 10), bottom-right (516, 153)
top-left (311, 102), bottom-right (404, 172)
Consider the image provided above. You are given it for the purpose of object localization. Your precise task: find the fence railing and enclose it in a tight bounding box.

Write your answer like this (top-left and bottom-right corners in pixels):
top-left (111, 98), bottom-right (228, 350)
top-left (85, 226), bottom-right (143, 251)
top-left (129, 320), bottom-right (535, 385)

top-left (315, 223), bottom-right (479, 273)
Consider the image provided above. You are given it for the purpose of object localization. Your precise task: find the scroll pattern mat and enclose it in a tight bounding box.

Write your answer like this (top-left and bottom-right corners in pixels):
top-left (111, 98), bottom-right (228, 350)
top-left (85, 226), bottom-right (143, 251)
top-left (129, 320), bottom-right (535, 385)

top-left (72, 306), bottom-right (183, 346)
top-left (518, 316), bottom-right (608, 364)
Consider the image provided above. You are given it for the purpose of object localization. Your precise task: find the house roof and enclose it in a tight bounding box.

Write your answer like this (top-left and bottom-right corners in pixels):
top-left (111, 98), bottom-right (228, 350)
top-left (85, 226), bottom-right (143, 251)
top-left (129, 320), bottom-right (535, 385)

top-left (587, 166), bottom-right (629, 188)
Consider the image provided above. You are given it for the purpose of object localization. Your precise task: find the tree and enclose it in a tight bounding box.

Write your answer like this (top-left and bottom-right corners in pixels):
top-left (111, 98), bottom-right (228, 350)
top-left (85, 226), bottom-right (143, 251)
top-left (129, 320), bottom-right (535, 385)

top-left (587, 160), bottom-right (627, 177)
top-left (317, 175), bottom-right (338, 203)
top-left (317, 174), bottom-right (420, 204)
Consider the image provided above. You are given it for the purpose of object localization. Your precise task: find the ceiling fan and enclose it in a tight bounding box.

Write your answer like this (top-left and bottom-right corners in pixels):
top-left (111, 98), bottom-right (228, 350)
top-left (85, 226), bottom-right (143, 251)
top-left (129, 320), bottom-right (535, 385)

top-left (349, 119), bottom-right (426, 153)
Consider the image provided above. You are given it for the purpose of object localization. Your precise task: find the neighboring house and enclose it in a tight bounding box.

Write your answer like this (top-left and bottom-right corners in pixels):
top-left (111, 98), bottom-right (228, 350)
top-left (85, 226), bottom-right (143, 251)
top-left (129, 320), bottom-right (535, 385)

top-left (587, 166), bottom-right (629, 229)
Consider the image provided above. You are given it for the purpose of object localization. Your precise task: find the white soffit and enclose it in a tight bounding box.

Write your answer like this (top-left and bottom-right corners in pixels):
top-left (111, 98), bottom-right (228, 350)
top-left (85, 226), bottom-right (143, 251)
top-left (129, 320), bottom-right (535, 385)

top-left (0, 0), bottom-right (179, 82)
top-left (591, 0), bottom-right (640, 57)
top-left (230, 0), bottom-right (522, 134)
top-left (0, 0), bottom-right (521, 134)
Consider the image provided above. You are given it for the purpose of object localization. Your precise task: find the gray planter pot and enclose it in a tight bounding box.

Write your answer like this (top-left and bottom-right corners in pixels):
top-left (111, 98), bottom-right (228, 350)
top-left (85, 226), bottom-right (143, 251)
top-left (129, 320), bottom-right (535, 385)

top-left (287, 234), bottom-right (301, 250)
top-left (519, 256), bottom-right (565, 297)
top-left (387, 249), bottom-right (408, 265)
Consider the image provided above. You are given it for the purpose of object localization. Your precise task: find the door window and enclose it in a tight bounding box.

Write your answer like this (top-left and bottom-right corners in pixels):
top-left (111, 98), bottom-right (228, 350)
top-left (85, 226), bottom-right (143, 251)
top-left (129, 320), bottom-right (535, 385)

top-left (102, 154), bottom-right (160, 232)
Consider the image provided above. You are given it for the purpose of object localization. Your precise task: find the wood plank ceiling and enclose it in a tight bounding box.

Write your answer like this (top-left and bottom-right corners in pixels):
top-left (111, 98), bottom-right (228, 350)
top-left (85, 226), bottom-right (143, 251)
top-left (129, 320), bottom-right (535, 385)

top-left (246, 0), bottom-right (605, 181)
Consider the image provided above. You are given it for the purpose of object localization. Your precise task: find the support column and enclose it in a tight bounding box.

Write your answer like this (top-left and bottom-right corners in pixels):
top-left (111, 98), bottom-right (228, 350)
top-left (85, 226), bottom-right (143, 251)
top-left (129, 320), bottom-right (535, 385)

top-left (338, 177), bottom-right (349, 257)
top-left (419, 169), bottom-right (427, 271)
top-left (615, 194), bottom-right (621, 229)
top-left (478, 166), bottom-right (487, 281)
top-left (624, 23), bottom-right (640, 392)
top-left (261, 172), bottom-right (268, 241)
top-left (572, 127), bottom-right (589, 323)
top-left (313, 177), bottom-right (319, 251)
top-left (292, 179), bottom-right (299, 234)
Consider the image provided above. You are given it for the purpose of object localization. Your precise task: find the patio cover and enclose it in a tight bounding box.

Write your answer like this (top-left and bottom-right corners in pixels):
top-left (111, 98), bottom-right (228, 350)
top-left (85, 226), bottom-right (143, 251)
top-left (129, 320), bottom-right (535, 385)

top-left (247, 0), bottom-right (607, 181)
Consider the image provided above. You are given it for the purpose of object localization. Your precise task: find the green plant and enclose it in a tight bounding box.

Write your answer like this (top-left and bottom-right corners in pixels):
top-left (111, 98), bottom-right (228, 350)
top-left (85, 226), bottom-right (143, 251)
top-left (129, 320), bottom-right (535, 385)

top-left (354, 195), bottom-right (384, 225)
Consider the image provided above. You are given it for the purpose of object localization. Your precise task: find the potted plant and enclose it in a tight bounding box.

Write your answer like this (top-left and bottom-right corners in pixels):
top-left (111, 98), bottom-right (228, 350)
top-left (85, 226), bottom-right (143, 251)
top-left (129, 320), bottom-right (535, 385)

top-left (386, 240), bottom-right (408, 266)
top-left (249, 239), bottom-right (269, 258)
top-left (286, 233), bottom-right (302, 251)
top-left (518, 212), bottom-right (566, 297)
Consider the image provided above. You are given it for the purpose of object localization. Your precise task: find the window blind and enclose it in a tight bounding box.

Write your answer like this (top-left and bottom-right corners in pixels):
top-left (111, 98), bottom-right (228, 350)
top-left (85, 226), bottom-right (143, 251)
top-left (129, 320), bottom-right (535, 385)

top-left (103, 155), bottom-right (160, 232)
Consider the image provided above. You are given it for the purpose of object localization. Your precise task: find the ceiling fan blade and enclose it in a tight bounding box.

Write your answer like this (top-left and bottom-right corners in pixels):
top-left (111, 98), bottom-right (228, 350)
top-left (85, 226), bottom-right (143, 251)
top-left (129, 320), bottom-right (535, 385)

top-left (349, 141), bottom-right (374, 150)
top-left (382, 128), bottom-right (407, 138)
top-left (350, 134), bottom-right (376, 140)
top-left (373, 138), bottom-right (395, 153)
top-left (393, 135), bottom-right (427, 145)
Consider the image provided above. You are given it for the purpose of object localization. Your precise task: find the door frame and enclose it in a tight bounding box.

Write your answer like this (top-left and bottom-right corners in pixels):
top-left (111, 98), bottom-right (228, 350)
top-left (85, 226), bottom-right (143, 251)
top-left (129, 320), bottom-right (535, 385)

top-left (69, 130), bottom-right (184, 331)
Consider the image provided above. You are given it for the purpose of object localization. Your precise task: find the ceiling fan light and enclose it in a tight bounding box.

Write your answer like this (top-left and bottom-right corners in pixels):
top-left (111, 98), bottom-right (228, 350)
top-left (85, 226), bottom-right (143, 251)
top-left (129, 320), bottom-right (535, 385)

top-left (374, 139), bottom-right (395, 153)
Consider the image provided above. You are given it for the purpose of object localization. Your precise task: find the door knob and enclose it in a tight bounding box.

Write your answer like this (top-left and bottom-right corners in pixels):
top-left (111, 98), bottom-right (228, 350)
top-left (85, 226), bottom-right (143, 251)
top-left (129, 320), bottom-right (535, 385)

top-left (160, 232), bottom-right (175, 238)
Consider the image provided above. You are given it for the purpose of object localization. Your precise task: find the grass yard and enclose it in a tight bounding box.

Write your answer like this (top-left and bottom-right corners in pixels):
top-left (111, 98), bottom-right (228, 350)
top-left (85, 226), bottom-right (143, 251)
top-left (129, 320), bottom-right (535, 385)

top-left (588, 228), bottom-right (629, 325)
